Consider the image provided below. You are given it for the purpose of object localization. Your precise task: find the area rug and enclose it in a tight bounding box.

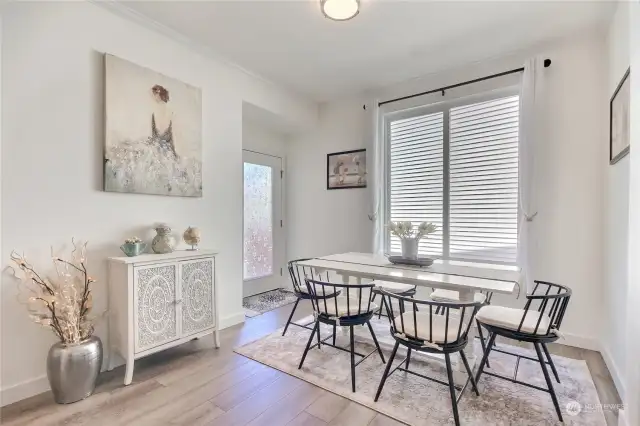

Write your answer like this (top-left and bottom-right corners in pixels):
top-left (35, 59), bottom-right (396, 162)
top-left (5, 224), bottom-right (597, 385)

top-left (242, 288), bottom-right (298, 317)
top-left (234, 316), bottom-right (606, 425)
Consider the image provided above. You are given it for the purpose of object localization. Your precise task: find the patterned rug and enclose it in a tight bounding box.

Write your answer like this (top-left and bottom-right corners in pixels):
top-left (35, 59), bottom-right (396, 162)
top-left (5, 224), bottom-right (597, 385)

top-left (235, 316), bottom-right (606, 425)
top-left (242, 288), bottom-right (298, 317)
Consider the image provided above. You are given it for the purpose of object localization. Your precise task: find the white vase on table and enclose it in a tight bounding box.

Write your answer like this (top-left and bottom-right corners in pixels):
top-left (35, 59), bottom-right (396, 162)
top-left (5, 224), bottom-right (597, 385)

top-left (401, 238), bottom-right (419, 260)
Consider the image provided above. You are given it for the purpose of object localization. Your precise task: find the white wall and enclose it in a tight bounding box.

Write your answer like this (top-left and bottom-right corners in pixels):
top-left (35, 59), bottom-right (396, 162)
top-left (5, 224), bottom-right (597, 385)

top-left (287, 31), bottom-right (607, 350)
top-left (0, 1), bottom-right (316, 405)
top-left (242, 119), bottom-right (288, 159)
top-left (603, 0), bottom-right (630, 402)
top-left (623, 4), bottom-right (640, 425)
top-left (286, 97), bottom-right (373, 261)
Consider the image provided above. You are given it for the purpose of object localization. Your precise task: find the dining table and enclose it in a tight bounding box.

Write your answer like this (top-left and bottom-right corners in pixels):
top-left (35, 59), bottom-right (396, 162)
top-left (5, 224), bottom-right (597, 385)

top-left (296, 252), bottom-right (520, 381)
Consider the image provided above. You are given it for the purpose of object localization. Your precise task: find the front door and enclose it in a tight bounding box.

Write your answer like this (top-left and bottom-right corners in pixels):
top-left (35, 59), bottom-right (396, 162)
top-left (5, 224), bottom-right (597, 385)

top-left (243, 150), bottom-right (284, 297)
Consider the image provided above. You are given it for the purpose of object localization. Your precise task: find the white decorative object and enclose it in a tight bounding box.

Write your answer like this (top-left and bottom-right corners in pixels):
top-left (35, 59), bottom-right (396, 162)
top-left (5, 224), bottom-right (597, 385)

top-left (388, 221), bottom-right (436, 260)
top-left (151, 224), bottom-right (176, 254)
top-left (400, 238), bottom-right (419, 260)
top-left (107, 250), bottom-right (218, 385)
top-left (183, 226), bottom-right (201, 251)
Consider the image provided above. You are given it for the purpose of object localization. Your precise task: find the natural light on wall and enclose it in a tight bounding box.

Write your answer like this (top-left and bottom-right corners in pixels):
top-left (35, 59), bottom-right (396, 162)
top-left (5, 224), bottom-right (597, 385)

top-left (320, 0), bottom-right (360, 21)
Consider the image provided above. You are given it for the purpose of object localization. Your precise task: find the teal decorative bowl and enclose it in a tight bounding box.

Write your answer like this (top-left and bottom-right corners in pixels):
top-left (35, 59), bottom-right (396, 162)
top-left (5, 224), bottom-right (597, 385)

top-left (120, 242), bottom-right (147, 257)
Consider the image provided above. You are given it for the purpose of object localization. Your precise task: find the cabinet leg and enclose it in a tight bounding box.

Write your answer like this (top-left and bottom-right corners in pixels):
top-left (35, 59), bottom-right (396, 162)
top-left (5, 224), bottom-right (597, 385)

top-left (124, 358), bottom-right (134, 386)
top-left (214, 330), bottom-right (221, 348)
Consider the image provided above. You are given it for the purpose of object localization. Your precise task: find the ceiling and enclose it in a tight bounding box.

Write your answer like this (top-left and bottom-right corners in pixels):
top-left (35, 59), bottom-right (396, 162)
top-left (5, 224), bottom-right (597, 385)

top-left (121, 1), bottom-right (615, 102)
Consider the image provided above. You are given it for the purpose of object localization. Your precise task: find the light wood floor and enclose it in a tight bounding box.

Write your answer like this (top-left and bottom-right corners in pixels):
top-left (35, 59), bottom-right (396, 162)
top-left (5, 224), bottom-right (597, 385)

top-left (1, 302), bottom-right (622, 426)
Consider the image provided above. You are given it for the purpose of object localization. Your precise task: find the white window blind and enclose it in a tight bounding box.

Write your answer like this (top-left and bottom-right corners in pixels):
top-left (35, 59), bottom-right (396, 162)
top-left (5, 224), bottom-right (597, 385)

top-left (449, 96), bottom-right (519, 263)
top-left (387, 93), bottom-right (519, 264)
top-left (389, 112), bottom-right (444, 257)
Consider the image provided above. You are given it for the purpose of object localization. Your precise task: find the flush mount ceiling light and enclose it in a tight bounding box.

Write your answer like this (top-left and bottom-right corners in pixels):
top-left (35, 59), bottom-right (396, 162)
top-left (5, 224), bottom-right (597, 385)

top-left (320, 0), bottom-right (360, 21)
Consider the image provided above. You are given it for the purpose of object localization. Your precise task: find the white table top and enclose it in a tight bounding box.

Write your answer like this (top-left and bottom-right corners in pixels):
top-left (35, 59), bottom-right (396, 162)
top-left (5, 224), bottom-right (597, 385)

top-left (320, 252), bottom-right (521, 283)
top-left (297, 252), bottom-right (517, 295)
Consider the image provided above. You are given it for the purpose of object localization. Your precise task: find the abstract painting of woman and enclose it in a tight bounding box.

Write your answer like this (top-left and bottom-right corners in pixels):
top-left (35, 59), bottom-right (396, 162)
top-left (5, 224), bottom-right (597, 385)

top-left (150, 84), bottom-right (178, 158)
top-left (104, 55), bottom-right (202, 197)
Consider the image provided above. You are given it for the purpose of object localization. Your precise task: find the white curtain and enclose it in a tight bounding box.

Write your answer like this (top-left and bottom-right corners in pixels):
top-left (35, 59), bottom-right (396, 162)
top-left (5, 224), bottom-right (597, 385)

top-left (518, 57), bottom-right (545, 292)
top-left (369, 99), bottom-right (385, 255)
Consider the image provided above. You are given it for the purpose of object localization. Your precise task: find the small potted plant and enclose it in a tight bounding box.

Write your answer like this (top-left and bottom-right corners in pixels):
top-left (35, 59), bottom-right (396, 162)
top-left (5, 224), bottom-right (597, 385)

top-left (120, 236), bottom-right (146, 257)
top-left (388, 221), bottom-right (437, 259)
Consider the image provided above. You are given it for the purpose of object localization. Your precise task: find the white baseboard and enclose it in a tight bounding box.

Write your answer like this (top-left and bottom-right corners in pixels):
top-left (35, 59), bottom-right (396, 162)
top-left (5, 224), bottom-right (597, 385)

top-left (219, 311), bottom-right (245, 329)
top-left (618, 409), bottom-right (627, 426)
top-left (600, 345), bottom-right (626, 402)
top-left (1, 375), bottom-right (49, 407)
top-left (558, 332), bottom-right (600, 352)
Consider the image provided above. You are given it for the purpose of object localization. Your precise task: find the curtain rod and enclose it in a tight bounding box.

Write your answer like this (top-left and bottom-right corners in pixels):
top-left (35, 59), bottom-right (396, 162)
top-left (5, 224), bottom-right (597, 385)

top-left (378, 58), bottom-right (551, 107)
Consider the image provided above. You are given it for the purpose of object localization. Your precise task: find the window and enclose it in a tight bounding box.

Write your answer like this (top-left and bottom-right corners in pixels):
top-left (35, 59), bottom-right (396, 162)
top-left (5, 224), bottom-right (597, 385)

top-left (386, 92), bottom-right (519, 264)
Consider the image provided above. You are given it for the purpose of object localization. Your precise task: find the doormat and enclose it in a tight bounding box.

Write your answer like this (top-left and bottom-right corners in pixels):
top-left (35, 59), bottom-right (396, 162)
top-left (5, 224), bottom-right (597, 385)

top-left (243, 288), bottom-right (298, 317)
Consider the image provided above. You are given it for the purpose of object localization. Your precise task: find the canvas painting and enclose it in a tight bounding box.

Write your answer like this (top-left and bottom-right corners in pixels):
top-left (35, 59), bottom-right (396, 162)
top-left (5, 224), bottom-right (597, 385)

top-left (104, 54), bottom-right (203, 196)
top-left (327, 149), bottom-right (367, 189)
top-left (610, 68), bottom-right (631, 165)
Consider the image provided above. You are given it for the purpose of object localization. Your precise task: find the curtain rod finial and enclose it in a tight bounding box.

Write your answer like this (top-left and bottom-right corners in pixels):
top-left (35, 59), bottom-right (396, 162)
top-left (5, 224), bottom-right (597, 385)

top-left (544, 59), bottom-right (551, 68)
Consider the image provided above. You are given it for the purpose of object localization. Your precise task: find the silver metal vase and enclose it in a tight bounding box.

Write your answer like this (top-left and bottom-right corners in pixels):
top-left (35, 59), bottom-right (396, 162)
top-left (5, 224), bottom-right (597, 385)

top-left (47, 336), bottom-right (103, 404)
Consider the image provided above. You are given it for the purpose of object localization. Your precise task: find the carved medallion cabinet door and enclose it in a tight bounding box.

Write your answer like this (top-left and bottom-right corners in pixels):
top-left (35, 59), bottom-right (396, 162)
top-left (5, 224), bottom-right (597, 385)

top-left (179, 259), bottom-right (215, 336)
top-left (133, 263), bottom-right (179, 353)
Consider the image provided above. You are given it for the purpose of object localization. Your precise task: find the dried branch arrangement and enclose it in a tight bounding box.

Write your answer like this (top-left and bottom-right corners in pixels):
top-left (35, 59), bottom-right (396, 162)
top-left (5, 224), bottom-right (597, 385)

top-left (10, 239), bottom-right (97, 344)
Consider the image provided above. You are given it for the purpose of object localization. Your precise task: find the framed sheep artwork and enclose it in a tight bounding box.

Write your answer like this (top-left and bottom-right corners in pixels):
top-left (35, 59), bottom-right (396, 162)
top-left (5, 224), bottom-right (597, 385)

top-left (327, 149), bottom-right (367, 190)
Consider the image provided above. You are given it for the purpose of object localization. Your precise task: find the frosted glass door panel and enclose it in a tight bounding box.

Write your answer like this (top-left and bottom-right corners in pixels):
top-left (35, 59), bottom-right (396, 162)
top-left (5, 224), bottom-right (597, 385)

top-left (242, 150), bottom-right (283, 297)
top-left (243, 163), bottom-right (273, 280)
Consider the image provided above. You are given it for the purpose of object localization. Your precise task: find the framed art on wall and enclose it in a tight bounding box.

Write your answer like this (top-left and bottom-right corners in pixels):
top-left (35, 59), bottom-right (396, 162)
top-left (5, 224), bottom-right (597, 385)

top-left (104, 54), bottom-right (203, 196)
top-left (610, 67), bottom-right (631, 165)
top-left (327, 149), bottom-right (367, 189)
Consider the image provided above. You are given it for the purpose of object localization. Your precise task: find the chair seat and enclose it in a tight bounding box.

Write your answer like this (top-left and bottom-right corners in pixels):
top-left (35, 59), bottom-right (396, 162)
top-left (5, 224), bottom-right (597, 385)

top-left (372, 280), bottom-right (415, 294)
top-left (476, 305), bottom-right (552, 335)
top-left (297, 285), bottom-right (311, 294)
top-left (318, 297), bottom-right (378, 318)
top-left (430, 289), bottom-right (486, 304)
top-left (393, 312), bottom-right (462, 343)
top-left (297, 284), bottom-right (342, 297)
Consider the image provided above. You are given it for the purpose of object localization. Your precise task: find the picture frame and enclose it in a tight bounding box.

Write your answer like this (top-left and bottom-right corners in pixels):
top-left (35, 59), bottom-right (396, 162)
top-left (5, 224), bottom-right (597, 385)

top-left (327, 149), bottom-right (367, 190)
top-left (610, 67), bottom-right (631, 165)
top-left (103, 54), bottom-right (203, 197)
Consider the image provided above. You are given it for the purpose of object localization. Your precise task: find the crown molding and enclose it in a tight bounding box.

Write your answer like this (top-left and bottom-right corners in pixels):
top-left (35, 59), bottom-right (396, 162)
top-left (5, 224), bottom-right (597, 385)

top-left (88, 0), bottom-right (291, 95)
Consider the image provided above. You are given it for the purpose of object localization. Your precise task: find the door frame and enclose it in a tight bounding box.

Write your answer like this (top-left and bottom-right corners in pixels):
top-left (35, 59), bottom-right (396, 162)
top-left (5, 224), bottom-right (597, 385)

top-left (242, 149), bottom-right (286, 297)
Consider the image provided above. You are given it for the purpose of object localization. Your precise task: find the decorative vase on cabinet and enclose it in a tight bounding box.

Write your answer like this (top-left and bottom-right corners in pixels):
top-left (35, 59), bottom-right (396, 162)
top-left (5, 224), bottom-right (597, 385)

top-left (107, 250), bottom-right (219, 385)
top-left (151, 224), bottom-right (176, 254)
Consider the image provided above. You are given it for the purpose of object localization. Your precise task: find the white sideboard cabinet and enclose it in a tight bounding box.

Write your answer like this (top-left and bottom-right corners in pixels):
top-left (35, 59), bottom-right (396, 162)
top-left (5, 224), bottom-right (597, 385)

top-left (107, 250), bottom-right (219, 385)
